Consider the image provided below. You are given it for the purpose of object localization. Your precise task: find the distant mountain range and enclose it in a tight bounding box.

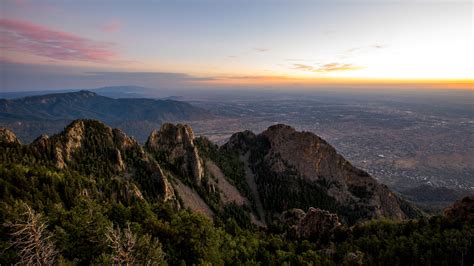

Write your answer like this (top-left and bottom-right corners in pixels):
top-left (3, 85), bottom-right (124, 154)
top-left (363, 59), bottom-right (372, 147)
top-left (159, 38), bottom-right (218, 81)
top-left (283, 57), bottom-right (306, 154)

top-left (0, 90), bottom-right (211, 142)
top-left (0, 85), bottom-right (176, 99)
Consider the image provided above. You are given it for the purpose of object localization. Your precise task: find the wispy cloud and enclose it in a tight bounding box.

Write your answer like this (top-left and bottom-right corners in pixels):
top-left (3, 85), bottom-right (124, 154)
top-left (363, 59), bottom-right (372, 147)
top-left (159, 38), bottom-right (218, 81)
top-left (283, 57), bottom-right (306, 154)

top-left (345, 44), bottom-right (387, 54)
top-left (0, 19), bottom-right (116, 62)
top-left (254, 47), bottom-right (270, 52)
top-left (101, 19), bottom-right (121, 33)
top-left (370, 44), bottom-right (387, 49)
top-left (292, 63), bottom-right (364, 73)
top-left (313, 63), bottom-right (363, 72)
top-left (285, 58), bottom-right (315, 62)
top-left (292, 64), bottom-right (314, 71)
top-left (345, 47), bottom-right (360, 53)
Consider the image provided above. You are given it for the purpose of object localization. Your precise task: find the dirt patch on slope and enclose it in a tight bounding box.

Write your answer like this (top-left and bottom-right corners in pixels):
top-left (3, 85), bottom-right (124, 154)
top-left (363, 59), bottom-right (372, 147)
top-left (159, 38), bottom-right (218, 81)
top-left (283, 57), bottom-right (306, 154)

top-left (173, 178), bottom-right (214, 218)
top-left (206, 160), bottom-right (248, 205)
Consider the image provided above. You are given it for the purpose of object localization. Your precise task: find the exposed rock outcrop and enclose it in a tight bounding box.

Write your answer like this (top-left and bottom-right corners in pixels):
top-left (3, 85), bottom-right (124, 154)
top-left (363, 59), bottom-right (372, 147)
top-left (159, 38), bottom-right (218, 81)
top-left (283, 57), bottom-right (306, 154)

top-left (44, 120), bottom-right (144, 170)
top-left (222, 130), bottom-right (257, 152)
top-left (225, 124), bottom-right (421, 223)
top-left (54, 120), bottom-right (86, 168)
top-left (146, 160), bottom-right (177, 203)
top-left (281, 207), bottom-right (342, 240)
top-left (2, 120), bottom-right (421, 225)
top-left (444, 195), bottom-right (474, 222)
top-left (0, 128), bottom-right (20, 144)
top-left (26, 119), bottom-right (177, 203)
top-left (146, 123), bottom-right (204, 184)
top-left (31, 134), bottom-right (49, 150)
top-left (262, 125), bottom-right (419, 221)
top-left (112, 128), bottom-right (138, 150)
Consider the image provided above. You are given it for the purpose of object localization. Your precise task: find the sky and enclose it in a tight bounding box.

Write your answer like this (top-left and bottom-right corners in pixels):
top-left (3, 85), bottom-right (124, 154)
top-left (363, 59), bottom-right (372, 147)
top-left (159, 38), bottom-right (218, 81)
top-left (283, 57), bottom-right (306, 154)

top-left (1, 0), bottom-right (473, 91)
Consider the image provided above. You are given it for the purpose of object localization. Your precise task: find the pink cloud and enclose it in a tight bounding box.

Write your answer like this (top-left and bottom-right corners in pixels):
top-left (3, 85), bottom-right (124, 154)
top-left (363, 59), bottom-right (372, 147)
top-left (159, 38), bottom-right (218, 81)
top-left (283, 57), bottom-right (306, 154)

top-left (0, 19), bottom-right (116, 62)
top-left (102, 20), bottom-right (121, 33)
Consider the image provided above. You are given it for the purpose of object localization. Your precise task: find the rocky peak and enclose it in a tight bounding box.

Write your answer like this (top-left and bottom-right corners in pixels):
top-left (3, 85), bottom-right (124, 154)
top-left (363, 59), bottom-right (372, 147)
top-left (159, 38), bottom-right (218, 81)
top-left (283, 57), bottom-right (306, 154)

top-left (260, 124), bottom-right (342, 181)
top-left (444, 196), bottom-right (474, 222)
top-left (226, 124), bottom-right (421, 222)
top-left (147, 123), bottom-right (196, 148)
top-left (222, 130), bottom-right (256, 152)
top-left (63, 119), bottom-right (139, 148)
top-left (0, 128), bottom-right (20, 144)
top-left (51, 119), bottom-right (140, 170)
top-left (265, 124), bottom-right (297, 135)
top-left (63, 120), bottom-right (86, 159)
top-left (146, 123), bottom-right (204, 183)
top-left (31, 134), bottom-right (49, 150)
top-left (112, 128), bottom-right (139, 150)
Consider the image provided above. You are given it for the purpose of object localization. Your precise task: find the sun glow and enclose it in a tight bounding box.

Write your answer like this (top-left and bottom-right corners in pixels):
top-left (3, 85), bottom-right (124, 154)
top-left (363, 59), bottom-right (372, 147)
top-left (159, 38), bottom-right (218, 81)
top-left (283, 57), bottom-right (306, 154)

top-left (1, 0), bottom-right (472, 91)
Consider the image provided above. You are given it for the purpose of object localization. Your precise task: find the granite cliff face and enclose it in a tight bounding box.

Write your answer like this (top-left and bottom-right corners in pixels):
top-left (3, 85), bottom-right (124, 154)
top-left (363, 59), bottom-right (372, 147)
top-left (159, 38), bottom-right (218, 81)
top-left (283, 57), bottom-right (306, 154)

top-left (33, 120), bottom-right (140, 170)
top-left (1, 121), bottom-right (420, 226)
top-left (28, 120), bottom-right (176, 202)
top-left (145, 123), bottom-right (205, 184)
top-left (0, 128), bottom-right (20, 144)
top-left (223, 124), bottom-right (421, 223)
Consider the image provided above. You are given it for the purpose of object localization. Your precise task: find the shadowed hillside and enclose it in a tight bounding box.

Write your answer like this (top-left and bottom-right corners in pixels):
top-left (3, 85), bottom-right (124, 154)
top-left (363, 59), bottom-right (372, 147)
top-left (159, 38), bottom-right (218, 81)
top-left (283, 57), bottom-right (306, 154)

top-left (0, 90), bottom-right (212, 143)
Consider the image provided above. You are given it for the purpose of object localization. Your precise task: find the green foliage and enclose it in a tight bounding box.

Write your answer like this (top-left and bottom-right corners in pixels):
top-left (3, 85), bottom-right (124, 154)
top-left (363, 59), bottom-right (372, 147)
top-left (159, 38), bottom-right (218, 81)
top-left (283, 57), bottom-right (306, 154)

top-left (1, 140), bottom-right (472, 265)
top-left (195, 137), bottom-right (254, 205)
top-left (221, 203), bottom-right (253, 230)
top-left (335, 217), bottom-right (473, 266)
top-left (252, 155), bottom-right (344, 220)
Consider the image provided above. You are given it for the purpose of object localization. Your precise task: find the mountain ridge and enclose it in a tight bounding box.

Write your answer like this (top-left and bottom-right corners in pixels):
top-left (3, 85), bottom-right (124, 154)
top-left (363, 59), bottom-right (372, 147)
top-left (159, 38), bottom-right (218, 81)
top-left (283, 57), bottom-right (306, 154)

top-left (0, 90), bottom-right (212, 143)
top-left (0, 90), bottom-right (211, 122)
top-left (0, 119), bottom-right (421, 224)
top-left (1, 119), bottom-right (472, 265)
top-left (221, 123), bottom-right (421, 223)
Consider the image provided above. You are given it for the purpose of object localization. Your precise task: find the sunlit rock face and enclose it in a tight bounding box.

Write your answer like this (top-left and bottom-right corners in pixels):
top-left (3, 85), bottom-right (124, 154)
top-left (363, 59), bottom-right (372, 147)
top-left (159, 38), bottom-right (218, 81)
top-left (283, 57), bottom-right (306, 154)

top-left (146, 123), bottom-right (205, 184)
top-left (25, 119), bottom-right (177, 203)
top-left (0, 127), bottom-right (21, 144)
top-left (224, 124), bottom-right (421, 223)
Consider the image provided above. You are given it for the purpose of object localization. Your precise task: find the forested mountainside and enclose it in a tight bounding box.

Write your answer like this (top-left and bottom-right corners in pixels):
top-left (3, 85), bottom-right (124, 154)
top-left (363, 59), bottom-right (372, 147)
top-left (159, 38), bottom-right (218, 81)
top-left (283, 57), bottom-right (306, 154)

top-left (0, 120), bottom-right (472, 265)
top-left (0, 90), bottom-right (211, 143)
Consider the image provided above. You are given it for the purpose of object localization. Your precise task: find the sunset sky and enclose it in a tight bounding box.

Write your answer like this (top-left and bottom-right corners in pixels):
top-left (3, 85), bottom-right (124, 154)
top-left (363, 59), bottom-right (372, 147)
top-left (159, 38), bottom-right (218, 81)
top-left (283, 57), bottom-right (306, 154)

top-left (1, 0), bottom-right (473, 91)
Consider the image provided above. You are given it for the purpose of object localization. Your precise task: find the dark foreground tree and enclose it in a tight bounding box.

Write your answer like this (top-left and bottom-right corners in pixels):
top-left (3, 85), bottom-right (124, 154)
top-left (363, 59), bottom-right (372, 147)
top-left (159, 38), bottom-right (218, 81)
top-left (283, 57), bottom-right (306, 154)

top-left (3, 204), bottom-right (57, 265)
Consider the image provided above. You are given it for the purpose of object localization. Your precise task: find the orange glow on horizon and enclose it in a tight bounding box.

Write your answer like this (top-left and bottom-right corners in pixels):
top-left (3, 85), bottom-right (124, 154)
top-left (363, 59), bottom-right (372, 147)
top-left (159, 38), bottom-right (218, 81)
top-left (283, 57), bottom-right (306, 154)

top-left (194, 76), bottom-right (474, 90)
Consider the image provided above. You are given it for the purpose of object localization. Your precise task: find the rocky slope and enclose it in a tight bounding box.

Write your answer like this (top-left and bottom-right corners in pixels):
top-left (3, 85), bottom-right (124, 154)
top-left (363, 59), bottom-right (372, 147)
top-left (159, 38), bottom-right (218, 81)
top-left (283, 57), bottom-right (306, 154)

top-left (222, 124), bottom-right (421, 223)
top-left (0, 128), bottom-right (20, 144)
top-left (444, 196), bottom-right (474, 222)
top-left (0, 120), bottom-right (421, 226)
top-left (28, 120), bottom-right (176, 203)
